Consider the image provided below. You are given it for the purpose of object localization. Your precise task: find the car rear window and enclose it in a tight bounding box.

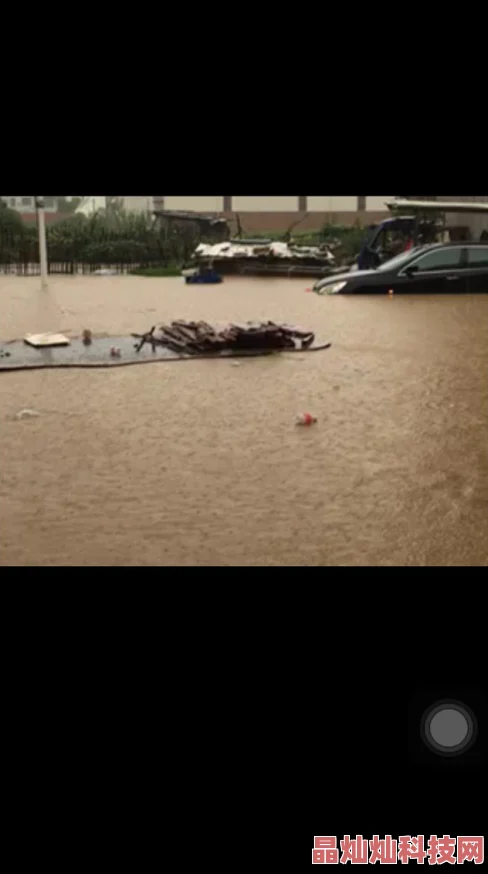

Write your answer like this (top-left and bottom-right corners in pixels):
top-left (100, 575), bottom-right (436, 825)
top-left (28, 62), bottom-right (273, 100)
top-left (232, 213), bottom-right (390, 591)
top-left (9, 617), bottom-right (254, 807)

top-left (467, 246), bottom-right (488, 268)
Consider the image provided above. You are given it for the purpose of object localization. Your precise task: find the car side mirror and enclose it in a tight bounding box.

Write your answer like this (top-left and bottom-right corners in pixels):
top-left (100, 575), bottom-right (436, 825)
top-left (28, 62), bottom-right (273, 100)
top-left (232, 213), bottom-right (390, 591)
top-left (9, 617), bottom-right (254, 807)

top-left (405, 264), bottom-right (418, 277)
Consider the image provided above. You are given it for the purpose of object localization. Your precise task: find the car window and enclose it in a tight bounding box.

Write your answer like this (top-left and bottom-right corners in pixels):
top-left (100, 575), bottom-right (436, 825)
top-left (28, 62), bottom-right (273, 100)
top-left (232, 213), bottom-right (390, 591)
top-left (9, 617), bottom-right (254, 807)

top-left (409, 248), bottom-right (463, 272)
top-left (467, 246), bottom-right (488, 268)
top-left (377, 247), bottom-right (424, 272)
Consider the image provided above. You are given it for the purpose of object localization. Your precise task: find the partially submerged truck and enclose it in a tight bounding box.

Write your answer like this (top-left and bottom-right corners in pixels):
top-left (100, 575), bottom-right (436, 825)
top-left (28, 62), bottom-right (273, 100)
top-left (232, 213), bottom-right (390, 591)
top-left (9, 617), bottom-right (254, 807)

top-left (357, 199), bottom-right (488, 269)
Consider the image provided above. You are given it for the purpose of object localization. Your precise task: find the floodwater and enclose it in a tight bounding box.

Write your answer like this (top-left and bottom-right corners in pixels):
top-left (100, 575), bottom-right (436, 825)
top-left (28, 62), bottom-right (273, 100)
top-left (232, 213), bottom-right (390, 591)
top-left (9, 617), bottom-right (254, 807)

top-left (1, 275), bottom-right (488, 566)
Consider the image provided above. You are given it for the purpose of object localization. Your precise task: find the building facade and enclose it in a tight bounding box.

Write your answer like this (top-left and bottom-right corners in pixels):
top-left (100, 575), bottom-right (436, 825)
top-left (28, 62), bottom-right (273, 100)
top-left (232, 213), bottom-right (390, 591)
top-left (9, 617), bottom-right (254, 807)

top-left (74, 196), bottom-right (155, 216)
top-left (2, 195), bottom-right (397, 231)
top-left (160, 196), bottom-right (393, 213)
top-left (1, 196), bottom-right (60, 213)
top-left (436, 195), bottom-right (488, 240)
top-left (156, 196), bottom-right (394, 232)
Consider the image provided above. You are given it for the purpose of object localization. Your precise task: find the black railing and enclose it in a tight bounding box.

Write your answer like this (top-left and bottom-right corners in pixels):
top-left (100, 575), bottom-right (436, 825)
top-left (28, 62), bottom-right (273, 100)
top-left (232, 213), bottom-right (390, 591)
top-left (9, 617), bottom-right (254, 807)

top-left (0, 261), bottom-right (171, 275)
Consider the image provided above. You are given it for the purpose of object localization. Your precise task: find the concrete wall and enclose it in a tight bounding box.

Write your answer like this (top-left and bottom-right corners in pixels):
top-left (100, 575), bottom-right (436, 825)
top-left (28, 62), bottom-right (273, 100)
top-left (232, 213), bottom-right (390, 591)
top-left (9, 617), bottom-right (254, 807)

top-left (232, 196), bottom-right (299, 212)
top-left (159, 196), bottom-right (395, 214)
top-left (437, 195), bottom-right (488, 240)
top-left (364, 196), bottom-right (395, 211)
top-left (306, 196), bottom-right (394, 211)
top-left (232, 196), bottom-right (393, 212)
top-left (2, 194), bottom-right (397, 216)
top-left (221, 211), bottom-right (389, 233)
top-left (121, 196), bottom-right (154, 214)
top-left (1, 196), bottom-right (59, 212)
top-left (163, 196), bottom-right (223, 213)
top-left (307, 196), bottom-right (357, 211)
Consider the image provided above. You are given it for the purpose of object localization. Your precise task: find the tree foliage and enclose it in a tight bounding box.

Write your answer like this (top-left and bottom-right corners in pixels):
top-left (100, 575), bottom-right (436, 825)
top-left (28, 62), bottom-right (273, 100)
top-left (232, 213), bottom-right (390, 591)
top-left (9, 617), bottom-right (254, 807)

top-left (57, 196), bottom-right (82, 213)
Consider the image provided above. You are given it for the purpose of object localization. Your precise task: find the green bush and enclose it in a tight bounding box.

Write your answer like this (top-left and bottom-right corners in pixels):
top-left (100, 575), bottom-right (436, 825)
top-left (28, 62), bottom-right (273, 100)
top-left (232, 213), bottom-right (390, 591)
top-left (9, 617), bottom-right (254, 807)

top-left (0, 206), bottom-right (206, 270)
top-left (318, 224), bottom-right (365, 260)
top-left (130, 266), bottom-right (181, 277)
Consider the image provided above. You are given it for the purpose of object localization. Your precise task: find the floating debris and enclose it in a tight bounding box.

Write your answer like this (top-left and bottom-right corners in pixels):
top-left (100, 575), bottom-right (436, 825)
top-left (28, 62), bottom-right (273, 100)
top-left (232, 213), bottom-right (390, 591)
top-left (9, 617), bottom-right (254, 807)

top-left (296, 413), bottom-right (317, 426)
top-left (131, 320), bottom-right (319, 355)
top-left (1, 326), bottom-right (331, 372)
top-left (24, 333), bottom-right (70, 348)
top-left (15, 409), bottom-right (40, 420)
top-left (191, 240), bottom-right (339, 277)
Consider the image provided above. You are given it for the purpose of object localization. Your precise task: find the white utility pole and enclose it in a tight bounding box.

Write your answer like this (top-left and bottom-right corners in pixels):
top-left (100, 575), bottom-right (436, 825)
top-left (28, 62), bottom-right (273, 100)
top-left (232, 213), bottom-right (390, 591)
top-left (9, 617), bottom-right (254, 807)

top-left (35, 196), bottom-right (48, 288)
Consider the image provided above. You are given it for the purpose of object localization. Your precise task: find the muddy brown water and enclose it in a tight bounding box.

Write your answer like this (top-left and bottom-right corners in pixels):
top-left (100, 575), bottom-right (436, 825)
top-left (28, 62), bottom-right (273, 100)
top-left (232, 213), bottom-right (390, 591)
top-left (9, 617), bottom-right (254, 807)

top-left (1, 275), bottom-right (488, 566)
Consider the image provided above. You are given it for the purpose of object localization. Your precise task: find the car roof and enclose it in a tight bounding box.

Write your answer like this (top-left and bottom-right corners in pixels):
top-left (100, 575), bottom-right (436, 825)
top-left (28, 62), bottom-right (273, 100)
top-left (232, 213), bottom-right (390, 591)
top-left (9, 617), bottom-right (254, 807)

top-left (413, 241), bottom-right (488, 250)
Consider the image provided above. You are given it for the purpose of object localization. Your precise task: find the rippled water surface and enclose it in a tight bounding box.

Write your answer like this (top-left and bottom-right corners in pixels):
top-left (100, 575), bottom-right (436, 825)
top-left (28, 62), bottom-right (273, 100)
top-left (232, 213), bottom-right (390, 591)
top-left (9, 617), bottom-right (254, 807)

top-left (1, 275), bottom-right (488, 565)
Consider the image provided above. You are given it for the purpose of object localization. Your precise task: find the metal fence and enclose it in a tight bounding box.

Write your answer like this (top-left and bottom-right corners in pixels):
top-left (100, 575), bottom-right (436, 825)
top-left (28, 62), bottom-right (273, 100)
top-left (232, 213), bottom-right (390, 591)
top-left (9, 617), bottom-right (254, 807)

top-left (0, 262), bottom-right (155, 276)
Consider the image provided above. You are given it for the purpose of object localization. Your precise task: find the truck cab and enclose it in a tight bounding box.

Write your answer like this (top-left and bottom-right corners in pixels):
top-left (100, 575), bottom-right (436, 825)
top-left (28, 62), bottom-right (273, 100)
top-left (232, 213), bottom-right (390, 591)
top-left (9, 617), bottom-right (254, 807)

top-left (357, 216), bottom-right (445, 270)
top-left (357, 199), bottom-right (488, 270)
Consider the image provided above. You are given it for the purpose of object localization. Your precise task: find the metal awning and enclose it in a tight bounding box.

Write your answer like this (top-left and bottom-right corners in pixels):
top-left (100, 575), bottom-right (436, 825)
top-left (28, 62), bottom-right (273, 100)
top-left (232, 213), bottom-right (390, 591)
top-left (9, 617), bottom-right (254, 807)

top-left (386, 199), bottom-right (488, 214)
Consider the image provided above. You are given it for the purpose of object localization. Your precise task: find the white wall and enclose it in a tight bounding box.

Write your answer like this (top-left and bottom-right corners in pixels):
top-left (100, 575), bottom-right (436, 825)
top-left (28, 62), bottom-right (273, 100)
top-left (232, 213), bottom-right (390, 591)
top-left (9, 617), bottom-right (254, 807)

top-left (2, 196), bottom-right (35, 211)
top-left (122, 196), bottom-right (154, 214)
top-left (157, 196), bottom-right (395, 213)
top-left (308, 197), bottom-right (393, 211)
top-left (165, 196), bottom-right (300, 212)
top-left (307, 196), bottom-right (357, 211)
top-left (366, 196), bottom-right (395, 210)
top-left (1, 196), bottom-right (58, 212)
top-left (164, 196), bottom-right (223, 212)
top-left (232, 196), bottom-right (298, 211)
top-left (75, 196), bottom-right (107, 215)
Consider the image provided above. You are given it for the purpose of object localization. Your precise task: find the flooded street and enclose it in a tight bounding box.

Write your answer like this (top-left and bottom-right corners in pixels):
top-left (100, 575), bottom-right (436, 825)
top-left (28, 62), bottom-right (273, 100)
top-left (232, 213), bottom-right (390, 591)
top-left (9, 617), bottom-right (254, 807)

top-left (1, 274), bottom-right (488, 566)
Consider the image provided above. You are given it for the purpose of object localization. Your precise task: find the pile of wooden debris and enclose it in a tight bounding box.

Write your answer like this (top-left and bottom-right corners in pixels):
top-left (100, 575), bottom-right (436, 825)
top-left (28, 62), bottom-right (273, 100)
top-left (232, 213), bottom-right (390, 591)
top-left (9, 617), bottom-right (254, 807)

top-left (132, 321), bottom-right (316, 355)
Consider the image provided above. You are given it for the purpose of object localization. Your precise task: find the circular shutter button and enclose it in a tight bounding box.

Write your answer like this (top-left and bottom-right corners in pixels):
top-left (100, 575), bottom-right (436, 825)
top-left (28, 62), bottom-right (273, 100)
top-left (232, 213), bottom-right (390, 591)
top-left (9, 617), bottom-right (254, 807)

top-left (421, 700), bottom-right (477, 756)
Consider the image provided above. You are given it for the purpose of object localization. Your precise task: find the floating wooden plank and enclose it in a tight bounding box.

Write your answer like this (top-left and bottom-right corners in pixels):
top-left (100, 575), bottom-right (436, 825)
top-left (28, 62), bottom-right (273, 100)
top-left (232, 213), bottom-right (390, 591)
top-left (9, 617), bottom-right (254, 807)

top-left (24, 332), bottom-right (71, 348)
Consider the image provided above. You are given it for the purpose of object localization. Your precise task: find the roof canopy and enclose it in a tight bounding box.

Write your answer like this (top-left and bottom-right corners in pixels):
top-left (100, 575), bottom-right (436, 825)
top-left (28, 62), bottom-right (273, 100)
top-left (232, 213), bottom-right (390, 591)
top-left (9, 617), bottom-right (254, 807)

top-left (386, 199), bottom-right (488, 214)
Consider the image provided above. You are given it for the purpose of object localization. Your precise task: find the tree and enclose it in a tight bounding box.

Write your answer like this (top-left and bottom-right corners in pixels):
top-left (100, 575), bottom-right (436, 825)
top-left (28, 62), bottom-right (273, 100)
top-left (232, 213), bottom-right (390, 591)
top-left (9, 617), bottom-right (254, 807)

top-left (57, 197), bottom-right (82, 214)
top-left (0, 201), bottom-right (25, 232)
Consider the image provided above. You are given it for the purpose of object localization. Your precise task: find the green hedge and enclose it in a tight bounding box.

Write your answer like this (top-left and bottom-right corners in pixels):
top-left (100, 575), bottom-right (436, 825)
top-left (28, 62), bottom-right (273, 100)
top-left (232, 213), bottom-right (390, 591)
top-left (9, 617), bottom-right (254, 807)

top-left (0, 204), bottom-right (201, 268)
top-left (130, 266), bottom-right (182, 277)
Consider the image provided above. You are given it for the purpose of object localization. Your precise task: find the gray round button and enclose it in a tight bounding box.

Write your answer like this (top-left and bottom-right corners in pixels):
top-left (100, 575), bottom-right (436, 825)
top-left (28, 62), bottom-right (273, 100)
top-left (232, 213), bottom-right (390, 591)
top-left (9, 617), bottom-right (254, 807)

top-left (421, 700), bottom-right (477, 756)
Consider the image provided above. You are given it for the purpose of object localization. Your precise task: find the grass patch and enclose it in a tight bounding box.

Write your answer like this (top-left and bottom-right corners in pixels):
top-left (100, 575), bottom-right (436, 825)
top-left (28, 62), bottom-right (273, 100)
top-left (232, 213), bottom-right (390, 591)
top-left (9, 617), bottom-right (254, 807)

top-left (130, 265), bottom-right (182, 277)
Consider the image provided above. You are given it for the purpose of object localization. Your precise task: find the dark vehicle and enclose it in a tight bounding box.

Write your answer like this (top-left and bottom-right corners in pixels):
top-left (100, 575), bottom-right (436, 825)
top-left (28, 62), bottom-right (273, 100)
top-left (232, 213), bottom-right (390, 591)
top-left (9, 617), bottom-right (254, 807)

top-left (313, 243), bottom-right (488, 295)
top-left (356, 199), bottom-right (488, 270)
top-left (357, 216), bottom-right (440, 269)
top-left (185, 266), bottom-right (223, 284)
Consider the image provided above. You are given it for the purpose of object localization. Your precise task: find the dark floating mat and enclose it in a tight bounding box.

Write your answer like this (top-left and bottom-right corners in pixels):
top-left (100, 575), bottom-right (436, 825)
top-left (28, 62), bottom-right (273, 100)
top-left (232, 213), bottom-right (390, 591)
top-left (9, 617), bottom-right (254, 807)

top-left (0, 335), bottom-right (331, 372)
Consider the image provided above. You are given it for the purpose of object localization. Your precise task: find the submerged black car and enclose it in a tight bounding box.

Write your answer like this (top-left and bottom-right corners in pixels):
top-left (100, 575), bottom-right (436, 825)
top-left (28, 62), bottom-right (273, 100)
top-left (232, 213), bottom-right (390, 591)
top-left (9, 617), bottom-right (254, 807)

top-left (313, 243), bottom-right (488, 295)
